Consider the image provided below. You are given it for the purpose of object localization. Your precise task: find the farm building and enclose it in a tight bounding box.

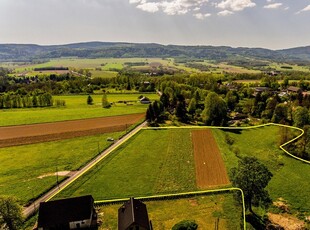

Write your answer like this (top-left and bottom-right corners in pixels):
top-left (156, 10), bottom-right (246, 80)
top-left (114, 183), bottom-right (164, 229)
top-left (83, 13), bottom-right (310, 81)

top-left (287, 86), bottom-right (302, 94)
top-left (139, 97), bottom-right (151, 104)
top-left (34, 195), bottom-right (97, 230)
top-left (118, 197), bottom-right (152, 230)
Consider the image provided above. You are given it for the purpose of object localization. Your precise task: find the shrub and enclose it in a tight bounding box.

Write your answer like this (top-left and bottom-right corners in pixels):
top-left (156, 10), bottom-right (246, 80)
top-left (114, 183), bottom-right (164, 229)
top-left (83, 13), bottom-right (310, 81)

top-left (172, 220), bottom-right (198, 230)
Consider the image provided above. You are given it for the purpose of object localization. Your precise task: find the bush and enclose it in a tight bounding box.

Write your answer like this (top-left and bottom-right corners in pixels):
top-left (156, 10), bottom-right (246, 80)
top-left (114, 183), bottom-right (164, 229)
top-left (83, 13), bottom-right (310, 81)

top-left (172, 220), bottom-right (198, 230)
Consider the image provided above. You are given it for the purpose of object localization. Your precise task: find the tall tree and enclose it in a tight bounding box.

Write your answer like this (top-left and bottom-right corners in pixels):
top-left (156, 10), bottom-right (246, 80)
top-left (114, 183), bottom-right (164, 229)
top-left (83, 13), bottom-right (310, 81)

top-left (0, 196), bottom-right (23, 230)
top-left (293, 106), bottom-right (309, 128)
top-left (202, 92), bottom-right (227, 126)
top-left (230, 157), bottom-right (273, 213)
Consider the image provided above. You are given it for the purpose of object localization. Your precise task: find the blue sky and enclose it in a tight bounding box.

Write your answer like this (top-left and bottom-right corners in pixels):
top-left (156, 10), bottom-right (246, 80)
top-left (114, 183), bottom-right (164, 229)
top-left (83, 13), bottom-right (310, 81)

top-left (0, 0), bottom-right (310, 49)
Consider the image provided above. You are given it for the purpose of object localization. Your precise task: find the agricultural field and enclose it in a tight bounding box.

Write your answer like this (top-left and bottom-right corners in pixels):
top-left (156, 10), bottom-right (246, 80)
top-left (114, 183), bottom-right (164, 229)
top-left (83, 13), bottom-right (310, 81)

top-left (0, 93), bottom-right (158, 126)
top-left (0, 113), bottom-right (144, 147)
top-left (8, 58), bottom-right (176, 74)
top-left (55, 129), bottom-right (197, 200)
top-left (97, 194), bottom-right (241, 230)
top-left (0, 131), bottom-right (125, 204)
top-left (192, 130), bottom-right (229, 188)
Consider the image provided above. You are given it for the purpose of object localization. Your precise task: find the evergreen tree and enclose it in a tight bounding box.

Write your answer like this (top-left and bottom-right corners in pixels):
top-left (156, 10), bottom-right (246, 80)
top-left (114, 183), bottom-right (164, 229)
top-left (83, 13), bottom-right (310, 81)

top-left (87, 95), bottom-right (93, 105)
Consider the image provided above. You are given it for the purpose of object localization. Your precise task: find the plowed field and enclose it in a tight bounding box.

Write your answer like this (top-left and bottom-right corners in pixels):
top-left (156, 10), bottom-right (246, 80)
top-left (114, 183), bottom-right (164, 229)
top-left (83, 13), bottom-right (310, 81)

top-left (192, 129), bottom-right (229, 188)
top-left (0, 113), bottom-right (144, 147)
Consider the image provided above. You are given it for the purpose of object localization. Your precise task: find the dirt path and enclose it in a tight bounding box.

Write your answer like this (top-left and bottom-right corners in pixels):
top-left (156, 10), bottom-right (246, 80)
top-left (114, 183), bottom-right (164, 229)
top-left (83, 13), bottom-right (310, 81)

top-left (0, 113), bottom-right (144, 147)
top-left (192, 129), bottom-right (230, 188)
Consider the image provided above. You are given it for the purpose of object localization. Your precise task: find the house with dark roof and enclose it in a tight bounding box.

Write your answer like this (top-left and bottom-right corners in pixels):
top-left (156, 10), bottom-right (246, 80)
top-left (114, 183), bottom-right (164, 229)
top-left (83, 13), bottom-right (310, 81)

top-left (287, 86), bottom-right (302, 94)
top-left (35, 195), bottom-right (97, 230)
top-left (118, 198), bottom-right (152, 230)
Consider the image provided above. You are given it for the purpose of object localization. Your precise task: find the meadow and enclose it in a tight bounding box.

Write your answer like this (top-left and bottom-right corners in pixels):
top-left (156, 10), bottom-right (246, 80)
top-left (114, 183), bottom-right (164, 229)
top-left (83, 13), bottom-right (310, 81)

top-left (55, 129), bottom-right (196, 200)
top-left (0, 93), bottom-right (158, 126)
top-left (212, 125), bottom-right (310, 217)
top-left (97, 194), bottom-right (241, 230)
top-left (0, 131), bottom-right (124, 204)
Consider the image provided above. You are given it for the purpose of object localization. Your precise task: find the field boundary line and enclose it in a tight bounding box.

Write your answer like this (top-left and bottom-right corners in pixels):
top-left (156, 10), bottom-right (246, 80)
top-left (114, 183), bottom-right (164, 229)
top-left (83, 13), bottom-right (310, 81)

top-left (143, 123), bottom-right (310, 164)
top-left (94, 188), bottom-right (246, 230)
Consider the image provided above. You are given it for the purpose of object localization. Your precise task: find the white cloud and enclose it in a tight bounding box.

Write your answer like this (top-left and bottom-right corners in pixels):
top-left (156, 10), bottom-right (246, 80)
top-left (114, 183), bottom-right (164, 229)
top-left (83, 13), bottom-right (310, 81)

top-left (129, 0), bottom-right (210, 16)
top-left (266, 0), bottom-right (273, 2)
top-left (216, 0), bottom-right (256, 12)
top-left (137, 2), bottom-right (160, 12)
top-left (284, 6), bottom-right (289, 11)
top-left (217, 9), bottom-right (234, 16)
top-left (263, 3), bottom-right (282, 9)
top-left (297, 4), bottom-right (310, 14)
top-left (194, 12), bottom-right (211, 19)
top-left (129, 0), bottom-right (144, 3)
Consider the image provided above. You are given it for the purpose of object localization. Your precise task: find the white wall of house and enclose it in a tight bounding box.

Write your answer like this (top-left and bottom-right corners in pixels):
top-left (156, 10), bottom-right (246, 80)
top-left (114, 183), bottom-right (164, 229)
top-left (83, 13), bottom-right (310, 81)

top-left (69, 219), bottom-right (91, 229)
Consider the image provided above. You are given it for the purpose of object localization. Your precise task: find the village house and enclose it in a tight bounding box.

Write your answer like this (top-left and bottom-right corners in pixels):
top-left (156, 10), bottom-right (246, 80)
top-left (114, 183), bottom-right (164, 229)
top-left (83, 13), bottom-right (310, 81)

top-left (34, 195), bottom-right (97, 230)
top-left (287, 86), bottom-right (302, 94)
top-left (118, 198), bottom-right (152, 230)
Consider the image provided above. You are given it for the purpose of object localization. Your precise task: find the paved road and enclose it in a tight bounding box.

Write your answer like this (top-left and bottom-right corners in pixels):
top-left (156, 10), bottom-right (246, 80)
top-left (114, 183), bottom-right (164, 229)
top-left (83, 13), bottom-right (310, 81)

top-left (23, 121), bottom-right (147, 218)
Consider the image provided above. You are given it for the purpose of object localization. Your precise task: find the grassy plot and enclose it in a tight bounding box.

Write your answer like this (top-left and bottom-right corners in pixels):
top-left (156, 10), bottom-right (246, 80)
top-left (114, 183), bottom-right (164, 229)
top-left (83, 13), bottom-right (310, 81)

top-left (97, 194), bottom-right (241, 230)
top-left (55, 129), bottom-right (196, 200)
top-left (12, 58), bottom-right (172, 72)
top-left (212, 126), bottom-right (310, 216)
top-left (0, 132), bottom-right (123, 204)
top-left (0, 93), bottom-right (158, 126)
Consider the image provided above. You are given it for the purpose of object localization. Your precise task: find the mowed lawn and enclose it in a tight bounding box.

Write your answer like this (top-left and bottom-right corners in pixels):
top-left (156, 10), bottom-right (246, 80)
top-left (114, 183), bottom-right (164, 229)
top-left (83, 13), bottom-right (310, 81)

top-left (212, 125), bottom-right (310, 216)
top-left (0, 93), bottom-right (158, 126)
top-left (98, 194), bottom-right (241, 230)
top-left (56, 129), bottom-right (196, 200)
top-left (0, 131), bottom-right (124, 204)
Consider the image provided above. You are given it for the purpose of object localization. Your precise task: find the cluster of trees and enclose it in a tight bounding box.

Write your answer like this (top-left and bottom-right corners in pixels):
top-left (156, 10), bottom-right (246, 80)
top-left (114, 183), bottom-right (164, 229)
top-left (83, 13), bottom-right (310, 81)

top-left (0, 92), bottom-right (53, 109)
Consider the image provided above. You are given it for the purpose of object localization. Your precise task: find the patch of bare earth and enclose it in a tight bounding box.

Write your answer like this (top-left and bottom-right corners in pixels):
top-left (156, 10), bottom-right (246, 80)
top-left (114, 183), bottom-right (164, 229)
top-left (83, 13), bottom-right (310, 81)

top-left (0, 113), bottom-right (144, 147)
top-left (191, 129), bottom-right (230, 188)
top-left (37, 171), bottom-right (76, 179)
top-left (268, 213), bottom-right (305, 230)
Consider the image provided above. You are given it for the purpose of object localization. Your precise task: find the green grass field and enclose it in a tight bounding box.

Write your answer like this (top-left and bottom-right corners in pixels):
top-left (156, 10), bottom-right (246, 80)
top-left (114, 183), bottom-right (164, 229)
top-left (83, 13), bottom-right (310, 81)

top-left (97, 194), bottom-right (241, 230)
top-left (0, 93), bottom-right (158, 126)
top-left (0, 131), bottom-right (124, 204)
top-left (55, 129), bottom-right (196, 200)
top-left (212, 126), bottom-right (310, 217)
top-left (11, 58), bottom-right (173, 73)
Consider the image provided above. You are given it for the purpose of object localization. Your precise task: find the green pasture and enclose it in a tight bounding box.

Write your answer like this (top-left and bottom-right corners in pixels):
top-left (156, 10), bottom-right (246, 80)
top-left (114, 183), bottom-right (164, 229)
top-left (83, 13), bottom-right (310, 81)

top-left (12, 58), bottom-right (172, 73)
top-left (97, 194), bottom-right (241, 230)
top-left (212, 125), bottom-right (310, 216)
top-left (266, 63), bottom-right (310, 72)
top-left (0, 93), bottom-right (158, 126)
top-left (0, 132), bottom-right (124, 204)
top-left (89, 70), bottom-right (118, 78)
top-left (55, 129), bottom-right (196, 200)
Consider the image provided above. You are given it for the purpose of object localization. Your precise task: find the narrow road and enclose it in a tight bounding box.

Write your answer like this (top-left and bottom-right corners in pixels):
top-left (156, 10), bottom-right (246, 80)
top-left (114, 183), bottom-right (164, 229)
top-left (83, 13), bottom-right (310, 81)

top-left (23, 121), bottom-right (147, 218)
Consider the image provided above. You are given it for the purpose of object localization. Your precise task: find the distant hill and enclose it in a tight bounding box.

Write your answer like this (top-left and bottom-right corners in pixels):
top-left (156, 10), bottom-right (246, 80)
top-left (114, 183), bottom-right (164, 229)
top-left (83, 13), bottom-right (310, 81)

top-left (0, 41), bottom-right (310, 64)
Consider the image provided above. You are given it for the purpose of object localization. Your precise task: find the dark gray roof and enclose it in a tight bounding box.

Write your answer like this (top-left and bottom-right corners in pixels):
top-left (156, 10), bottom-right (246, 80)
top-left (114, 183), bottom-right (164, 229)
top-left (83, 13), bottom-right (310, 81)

top-left (37, 195), bottom-right (94, 228)
top-left (287, 86), bottom-right (302, 92)
top-left (118, 198), bottom-right (150, 230)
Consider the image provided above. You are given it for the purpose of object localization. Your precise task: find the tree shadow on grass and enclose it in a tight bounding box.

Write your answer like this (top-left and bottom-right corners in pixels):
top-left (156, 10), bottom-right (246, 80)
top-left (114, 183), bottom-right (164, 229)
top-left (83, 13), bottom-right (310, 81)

top-left (246, 213), bottom-right (269, 230)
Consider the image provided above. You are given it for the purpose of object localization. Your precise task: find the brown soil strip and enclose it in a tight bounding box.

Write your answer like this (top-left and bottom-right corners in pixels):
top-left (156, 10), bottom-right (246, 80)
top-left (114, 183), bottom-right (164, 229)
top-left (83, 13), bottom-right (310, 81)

top-left (192, 129), bottom-right (230, 188)
top-left (0, 113), bottom-right (144, 147)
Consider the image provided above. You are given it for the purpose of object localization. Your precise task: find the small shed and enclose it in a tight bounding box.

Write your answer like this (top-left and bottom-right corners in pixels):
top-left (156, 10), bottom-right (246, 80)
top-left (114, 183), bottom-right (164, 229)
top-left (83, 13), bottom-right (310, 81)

top-left (118, 198), bottom-right (151, 230)
top-left (139, 97), bottom-right (151, 104)
top-left (35, 195), bottom-right (97, 230)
